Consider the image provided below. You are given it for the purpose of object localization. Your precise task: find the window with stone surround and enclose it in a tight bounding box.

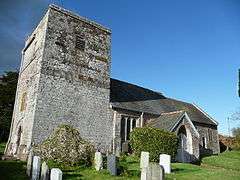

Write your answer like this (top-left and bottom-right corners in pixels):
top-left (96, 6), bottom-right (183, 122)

top-left (202, 137), bottom-right (207, 148)
top-left (208, 129), bottom-right (213, 141)
top-left (20, 92), bottom-right (27, 112)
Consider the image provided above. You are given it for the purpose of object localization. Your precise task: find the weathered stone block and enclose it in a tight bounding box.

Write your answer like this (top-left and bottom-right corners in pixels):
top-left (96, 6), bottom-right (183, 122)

top-left (159, 154), bottom-right (171, 174)
top-left (40, 161), bottom-right (49, 180)
top-left (32, 156), bottom-right (41, 180)
top-left (107, 154), bottom-right (117, 176)
top-left (26, 149), bottom-right (33, 176)
top-left (50, 168), bottom-right (62, 180)
top-left (140, 151), bottom-right (149, 169)
top-left (94, 152), bottom-right (103, 171)
top-left (150, 163), bottom-right (164, 180)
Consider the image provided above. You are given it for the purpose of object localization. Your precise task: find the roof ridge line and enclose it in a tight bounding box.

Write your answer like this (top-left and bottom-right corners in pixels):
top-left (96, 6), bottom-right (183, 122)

top-left (110, 78), bottom-right (164, 96)
top-left (161, 110), bottom-right (184, 115)
top-left (192, 103), bottom-right (218, 125)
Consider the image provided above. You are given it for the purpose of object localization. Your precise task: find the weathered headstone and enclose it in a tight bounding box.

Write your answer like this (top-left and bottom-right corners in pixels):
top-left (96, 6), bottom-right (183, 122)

top-left (159, 154), bottom-right (171, 174)
top-left (150, 163), bottom-right (165, 180)
top-left (140, 151), bottom-right (149, 169)
top-left (50, 168), bottom-right (62, 180)
top-left (40, 161), bottom-right (49, 180)
top-left (26, 149), bottom-right (33, 176)
top-left (141, 166), bottom-right (151, 180)
top-left (32, 156), bottom-right (41, 180)
top-left (122, 142), bottom-right (129, 153)
top-left (107, 154), bottom-right (117, 176)
top-left (94, 152), bottom-right (103, 171)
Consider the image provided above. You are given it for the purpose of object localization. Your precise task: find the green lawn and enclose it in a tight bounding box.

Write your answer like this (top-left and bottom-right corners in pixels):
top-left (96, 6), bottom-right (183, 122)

top-left (0, 142), bottom-right (27, 180)
top-left (0, 142), bottom-right (239, 180)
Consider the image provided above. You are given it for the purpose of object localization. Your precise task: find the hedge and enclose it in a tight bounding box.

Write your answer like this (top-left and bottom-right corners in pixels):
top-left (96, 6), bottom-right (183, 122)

top-left (130, 127), bottom-right (178, 162)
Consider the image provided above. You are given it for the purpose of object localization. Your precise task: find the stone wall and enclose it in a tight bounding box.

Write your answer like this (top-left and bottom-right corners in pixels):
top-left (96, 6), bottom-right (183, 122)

top-left (194, 122), bottom-right (220, 155)
top-left (5, 11), bottom-right (49, 160)
top-left (30, 5), bottom-right (113, 153)
top-left (5, 5), bottom-right (113, 159)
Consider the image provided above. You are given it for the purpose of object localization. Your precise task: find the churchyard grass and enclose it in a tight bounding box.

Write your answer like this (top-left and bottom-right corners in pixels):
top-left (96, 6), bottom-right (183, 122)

top-left (0, 142), bottom-right (28, 180)
top-left (167, 151), bottom-right (240, 180)
top-left (0, 142), bottom-right (239, 180)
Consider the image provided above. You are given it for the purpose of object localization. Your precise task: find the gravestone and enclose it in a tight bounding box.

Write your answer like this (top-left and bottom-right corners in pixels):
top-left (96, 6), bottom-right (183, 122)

top-left (122, 142), bottom-right (129, 153)
top-left (26, 149), bottom-right (33, 176)
top-left (94, 152), bottom-right (103, 171)
top-left (150, 163), bottom-right (165, 180)
top-left (159, 154), bottom-right (171, 174)
top-left (40, 161), bottom-right (49, 180)
top-left (50, 168), bottom-right (62, 180)
top-left (140, 151), bottom-right (149, 169)
top-left (140, 166), bottom-right (151, 180)
top-left (32, 156), bottom-right (41, 180)
top-left (107, 154), bottom-right (117, 176)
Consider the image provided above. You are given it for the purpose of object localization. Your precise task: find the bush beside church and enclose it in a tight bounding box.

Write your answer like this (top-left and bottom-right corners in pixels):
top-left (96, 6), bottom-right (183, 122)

top-left (34, 124), bottom-right (94, 166)
top-left (130, 127), bottom-right (178, 162)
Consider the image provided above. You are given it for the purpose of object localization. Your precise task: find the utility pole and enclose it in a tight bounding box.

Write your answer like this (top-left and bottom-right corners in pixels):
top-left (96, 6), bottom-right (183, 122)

top-left (238, 69), bottom-right (240, 97)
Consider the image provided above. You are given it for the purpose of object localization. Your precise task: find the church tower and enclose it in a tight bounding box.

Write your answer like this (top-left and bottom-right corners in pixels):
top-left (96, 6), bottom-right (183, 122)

top-left (5, 5), bottom-right (112, 160)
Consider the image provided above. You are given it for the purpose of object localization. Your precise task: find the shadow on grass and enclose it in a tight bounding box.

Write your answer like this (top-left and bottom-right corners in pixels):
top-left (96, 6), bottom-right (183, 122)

top-left (172, 167), bottom-right (201, 174)
top-left (0, 160), bottom-right (27, 180)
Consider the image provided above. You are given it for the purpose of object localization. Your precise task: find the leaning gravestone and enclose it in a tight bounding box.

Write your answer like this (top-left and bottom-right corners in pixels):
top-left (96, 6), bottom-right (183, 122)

top-left (159, 154), bottom-right (171, 174)
top-left (150, 163), bottom-right (165, 180)
top-left (40, 161), bottom-right (49, 180)
top-left (32, 156), bottom-right (41, 180)
top-left (94, 152), bottom-right (103, 171)
top-left (50, 168), bottom-right (62, 180)
top-left (140, 151), bottom-right (149, 169)
top-left (26, 149), bottom-right (33, 176)
top-left (107, 154), bottom-right (117, 176)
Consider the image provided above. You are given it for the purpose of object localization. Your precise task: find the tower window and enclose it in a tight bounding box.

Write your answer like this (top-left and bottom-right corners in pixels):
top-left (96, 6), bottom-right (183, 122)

top-left (202, 137), bottom-right (207, 149)
top-left (208, 129), bottom-right (213, 141)
top-left (75, 35), bottom-right (85, 51)
top-left (20, 92), bottom-right (27, 112)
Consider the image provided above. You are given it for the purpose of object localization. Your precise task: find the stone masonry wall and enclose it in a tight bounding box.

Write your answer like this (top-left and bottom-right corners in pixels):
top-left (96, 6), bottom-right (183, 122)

top-left (31, 6), bottom-right (113, 153)
top-left (194, 122), bottom-right (220, 155)
top-left (5, 11), bottom-right (49, 159)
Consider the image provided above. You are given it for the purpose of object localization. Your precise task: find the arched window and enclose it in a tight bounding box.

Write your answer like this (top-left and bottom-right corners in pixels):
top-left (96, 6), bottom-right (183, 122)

top-left (20, 92), bottom-right (27, 112)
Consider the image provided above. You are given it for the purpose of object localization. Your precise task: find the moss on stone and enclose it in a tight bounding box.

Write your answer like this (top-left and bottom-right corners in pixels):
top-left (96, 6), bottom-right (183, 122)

top-left (34, 124), bottom-right (94, 166)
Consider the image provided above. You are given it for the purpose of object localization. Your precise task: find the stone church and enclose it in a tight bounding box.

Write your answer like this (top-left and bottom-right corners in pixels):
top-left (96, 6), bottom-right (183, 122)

top-left (4, 5), bottom-right (220, 162)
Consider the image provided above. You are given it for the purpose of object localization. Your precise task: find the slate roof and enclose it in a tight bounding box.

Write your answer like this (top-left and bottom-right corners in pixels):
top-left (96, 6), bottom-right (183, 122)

top-left (110, 78), bottom-right (217, 126)
top-left (147, 111), bottom-right (185, 131)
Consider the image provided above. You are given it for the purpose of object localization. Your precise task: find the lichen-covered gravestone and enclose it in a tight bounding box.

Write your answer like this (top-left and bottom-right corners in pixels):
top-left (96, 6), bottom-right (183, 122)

top-left (159, 154), bottom-right (171, 174)
top-left (32, 156), bottom-right (41, 180)
top-left (140, 151), bottom-right (149, 169)
top-left (94, 152), bottom-right (103, 171)
top-left (40, 162), bottom-right (49, 180)
top-left (50, 168), bottom-right (62, 180)
top-left (107, 154), bottom-right (117, 176)
top-left (122, 142), bottom-right (129, 153)
top-left (150, 163), bottom-right (165, 180)
top-left (141, 166), bottom-right (150, 180)
top-left (26, 149), bottom-right (33, 176)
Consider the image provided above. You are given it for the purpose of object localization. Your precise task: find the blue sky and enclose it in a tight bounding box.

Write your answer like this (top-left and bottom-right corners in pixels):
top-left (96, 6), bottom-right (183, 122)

top-left (0, 0), bottom-right (239, 135)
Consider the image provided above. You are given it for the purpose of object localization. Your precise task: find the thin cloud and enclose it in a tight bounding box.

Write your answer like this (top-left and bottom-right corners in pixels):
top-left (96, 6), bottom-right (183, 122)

top-left (0, 0), bottom-right (49, 73)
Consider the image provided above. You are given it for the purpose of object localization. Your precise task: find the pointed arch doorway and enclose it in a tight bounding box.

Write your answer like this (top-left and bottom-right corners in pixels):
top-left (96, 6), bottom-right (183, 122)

top-left (176, 125), bottom-right (193, 162)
